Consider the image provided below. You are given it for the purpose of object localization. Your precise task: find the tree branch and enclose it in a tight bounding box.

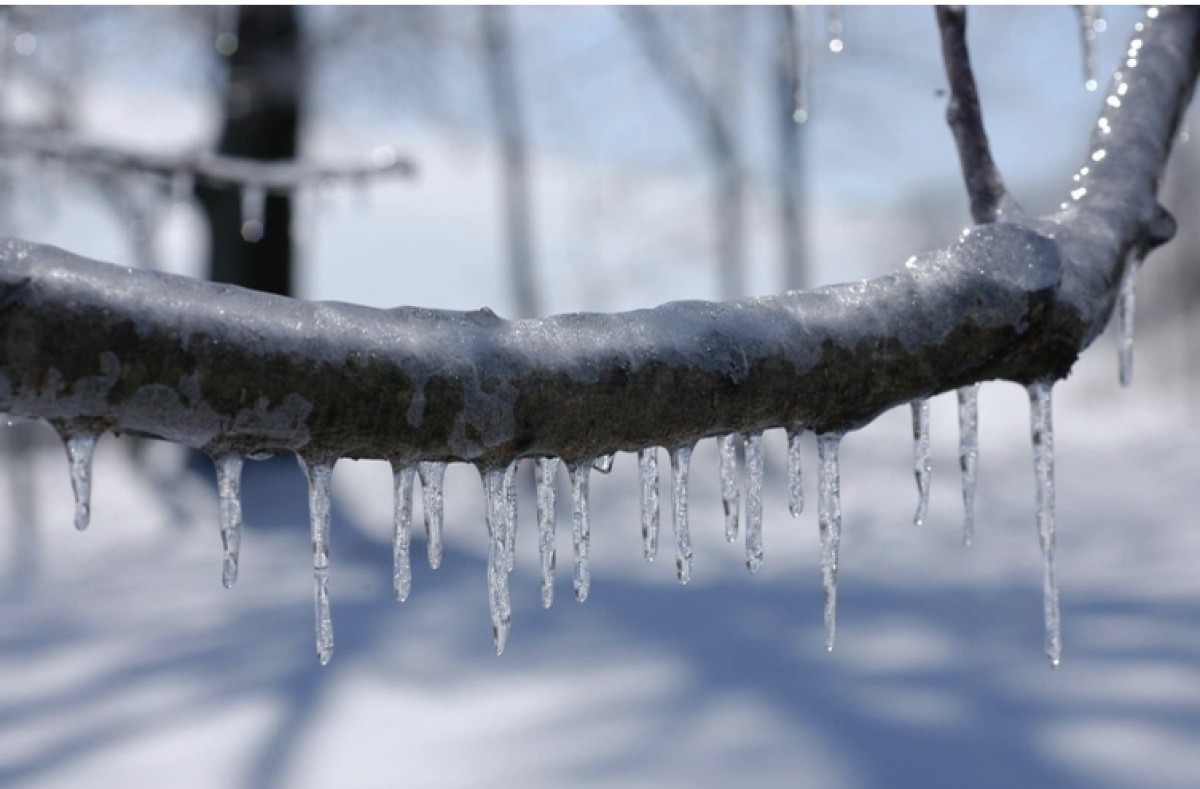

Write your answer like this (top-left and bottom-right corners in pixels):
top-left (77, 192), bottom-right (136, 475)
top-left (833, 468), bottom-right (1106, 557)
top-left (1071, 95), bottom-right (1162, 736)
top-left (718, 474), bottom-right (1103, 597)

top-left (0, 7), bottom-right (1195, 469)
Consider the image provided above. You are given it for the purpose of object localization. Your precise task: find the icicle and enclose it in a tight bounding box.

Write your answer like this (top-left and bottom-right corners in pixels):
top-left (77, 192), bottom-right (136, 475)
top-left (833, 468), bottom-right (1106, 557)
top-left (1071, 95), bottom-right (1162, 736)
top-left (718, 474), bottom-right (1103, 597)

top-left (215, 455), bottom-right (244, 588)
top-left (1076, 6), bottom-right (1102, 92)
top-left (957, 384), bottom-right (980, 546)
top-left (592, 453), bottom-right (615, 474)
top-left (240, 184), bottom-right (266, 243)
top-left (817, 433), bottom-right (843, 652)
top-left (639, 447), bottom-right (659, 561)
top-left (570, 463), bottom-right (591, 602)
top-left (417, 461), bottom-right (445, 569)
top-left (392, 463), bottom-right (415, 603)
top-left (911, 399), bottom-right (932, 528)
top-left (789, 5), bottom-right (810, 124)
top-left (503, 460), bottom-right (519, 573)
top-left (300, 458), bottom-right (335, 666)
top-left (1118, 253), bottom-right (1143, 388)
top-left (826, 6), bottom-right (844, 53)
top-left (718, 433), bottom-right (741, 543)
top-left (670, 444), bottom-right (695, 584)
top-left (1028, 382), bottom-right (1061, 667)
top-left (482, 467), bottom-right (512, 654)
top-left (63, 431), bottom-right (98, 532)
top-left (787, 426), bottom-right (804, 517)
top-left (536, 457), bottom-right (560, 609)
top-left (744, 432), bottom-right (765, 574)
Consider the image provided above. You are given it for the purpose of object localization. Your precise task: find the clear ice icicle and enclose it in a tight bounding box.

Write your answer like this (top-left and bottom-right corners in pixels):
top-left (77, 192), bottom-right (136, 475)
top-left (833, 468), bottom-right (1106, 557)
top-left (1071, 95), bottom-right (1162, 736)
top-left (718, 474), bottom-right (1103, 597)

top-left (1028, 382), bottom-right (1061, 667)
top-left (957, 384), bottom-right (980, 546)
top-left (216, 455), bottom-right (244, 588)
top-left (1118, 253), bottom-right (1142, 388)
top-left (745, 432), bottom-right (765, 574)
top-left (240, 184), bottom-right (266, 243)
top-left (503, 460), bottom-right (519, 573)
top-left (670, 444), bottom-right (695, 584)
top-left (392, 463), bottom-right (415, 602)
top-left (826, 6), bottom-right (844, 53)
top-left (482, 468), bottom-right (512, 654)
top-left (718, 433), bottom-right (741, 542)
top-left (1076, 6), bottom-right (1101, 91)
top-left (639, 447), bottom-right (659, 561)
top-left (63, 431), bottom-right (98, 532)
top-left (787, 426), bottom-right (804, 517)
top-left (418, 461), bottom-right (445, 569)
top-left (570, 463), bottom-right (591, 602)
top-left (536, 457), bottom-right (560, 608)
top-left (911, 399), bottom-right (931, 528)
top-left (817, 433), bottom-right (843, 652)
top-left (300, 458), bottom-right (335, 666)
top-left (592, 453), bottom-right (615, 474)
top-left (788, 5), bottom-right (810, 124)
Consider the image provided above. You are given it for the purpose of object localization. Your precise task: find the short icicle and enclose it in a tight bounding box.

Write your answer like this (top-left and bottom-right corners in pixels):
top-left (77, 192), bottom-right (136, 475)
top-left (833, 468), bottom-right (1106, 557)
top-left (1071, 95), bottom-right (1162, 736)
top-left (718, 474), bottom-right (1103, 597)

top-left (300, 457), bottom-right (335, 666)
top-left (1028, 382), bottom-right (1062, 668)
top-left (1118, 252), bottom-right (1143, 388)
top-left (826, 6), bottom-right (844, 53)
top-left (503, 460), bottom-right (519, 573)
top-left (957, 384), bottom-right (980, 546)
top-left (392, 462), bottom-right (415, 602)
top-left (570, 463), bottom-right (591, 602)
top-left (911, 399), bottom-right (932, 527)
top-left (418, 461), bottom-right (446, 569)
top-left (671, 444), bottom-right (695, 584)
top-left (482, 467), bottom-right (512, 655)
top-left (745, 432), bottom-right (765, 574)
top-left (639, 448), bottom-right (660, 561)
top-left (536, 457), bottom-right (560, 609)
top-left (787, 426), bottom-right (804, 517)
top-left (817, 433), bottom-right (844, 652)
top-left (592, 453), bottom-right (615, 474)
top-left (240, 184), bottom-right (267, 243)
top-left (718, 433), bottom-right (741, 543)
top-left (215, 455), bottom-right (244, 588)
top-left (789, 5), bottom-right (810, 124)
top-left (1076, 5), bottom-right (1102, 91)
top-left (63, 431), bottom-right (98, 532)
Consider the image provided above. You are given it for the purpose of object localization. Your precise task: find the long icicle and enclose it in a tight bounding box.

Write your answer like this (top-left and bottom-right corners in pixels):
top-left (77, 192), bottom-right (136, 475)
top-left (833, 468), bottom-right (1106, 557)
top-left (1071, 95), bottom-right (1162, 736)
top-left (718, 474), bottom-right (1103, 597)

top-left (63, 430), bottom-right (98, 532)
top-left (215, 455), bottom-right (244, 588)
top-left (1028, 382), bottom-right (1061, 667)
top-left (503, 459), bottom-right (519, 573)
top-left (957, 384), bottom-right (980, 546)
top-left (417, 461), bottom-right (445, 570)
top-left (912, 399), bottom-right (932, 527)
top-left (482, 467), bottom-right (512, 655)
top-left (392, 462), bottom-right (415, 602)
top-left (536, 457), bottom-right (560, 608)
top-left (671, 444), bottom-right (695, 584)
top-left (1118, 252), bottom-right (1143, 387)
top-left (300, 457), bottom-right (335, 666)
top-left (570, 463), bottom-right (591, 602)
top-left (787, 425), bottom-right (805, 516)
top-left (639, 447), bottom-right (660, 561)
top-left (718, 433), bottom-right (741, 542)
top-left (817, 433), bottom-right (843, 652)
top-left (745, 432), bottom-right (765, 574)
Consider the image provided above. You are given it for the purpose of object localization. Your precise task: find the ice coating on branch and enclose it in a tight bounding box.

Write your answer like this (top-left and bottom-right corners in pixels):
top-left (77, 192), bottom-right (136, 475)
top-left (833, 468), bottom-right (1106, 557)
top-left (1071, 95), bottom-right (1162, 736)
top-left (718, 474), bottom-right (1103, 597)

top-left (817, 433), bottom-right (843, 652)
top-left (718, 433), bottom-right (741, 542)
top-left (570, 463), bottom-right (591, 602)
top-left (639, 448), bottom-right (659, 561)
top-left (592, 453), bottom-right (615, 474)
top-left (744, 432), bottom-right (764, 574)
top-left (957, 384), bottom-right (980, 546)
top-left (418, 462), bottom-right (445, 569)
top-left (240, 184), bottom-right (266, 243)
top-left (670, 444), bottom-right (694, 584)
top-left (911, 399), bottom-right (932, 527)
top-left (300, 458), bottom-right (335, 666)
top-left (482, 467), bottom-right (511, 654)
top-left (1028, 382), bottom-right (1061, 667)
top-left (1077, 6), bottom-right (1103, 91)
top-left (536, 457), bottom-right (560, 609)
top-left (1118, 253), bottom-right (1142, 387)
top-left (392, 463), bottom-right (415, 602)
top-left (787, 426), bottom-right (804, 517)
top-left (215, 455), bottom-right (244, 588)
top-left (62, 431), bottom-right (98, 532)
top-left (503, 460), bottom-right (519, 573)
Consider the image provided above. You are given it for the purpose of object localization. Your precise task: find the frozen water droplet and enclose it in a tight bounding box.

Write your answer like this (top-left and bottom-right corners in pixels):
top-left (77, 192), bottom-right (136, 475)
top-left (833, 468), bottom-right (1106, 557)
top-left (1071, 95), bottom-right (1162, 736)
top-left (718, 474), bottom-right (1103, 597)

top-left (817, 433), bottom-right (843, 652)
top-left (418, 461), bottom-right (445, 569)
top-left (1076, 6), bottom-right (1102, 91)
top-left (392, 463), bottom-right (415, 602)
top-left (1118, 253), bottom-right (1142, 387)
top-left (482, 467), bottom-right (512, 654)
top-left (63, 431), bottom-right (98, 532)
top-left (787, 426), bottom-right (804, 517)
top-left (592, 453), bottom-right (615, 474)
top-left (1028, 382), bottom-right (1061, 667)
top-left (215, 455), bottom-right (244, 588)
top-left (957, 384), bottom-right (980, 546)
top-left (745, 432), bottom-right (765, 574)
top-left (671, 444), bottom-right (695, 584)
top-left (503, 460), bottom-right (519, 573)
top-left (639, 447), bottom-right (659, 561)
top-left (536, 457), bottom-right (560, 609)
top-left (718, 433), bottom-right (741, 543)
top-left (911, 399), bottom-right (931, 527)
top-left (240, 184), bottom-right (266, 243)
top-left (299, 457), bottom-right (335, 666)
top-left (571, 463), bottom-right (591, 602)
